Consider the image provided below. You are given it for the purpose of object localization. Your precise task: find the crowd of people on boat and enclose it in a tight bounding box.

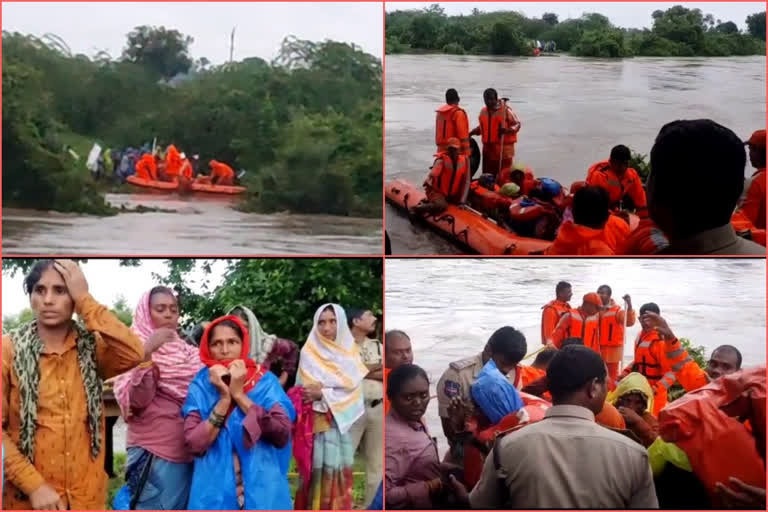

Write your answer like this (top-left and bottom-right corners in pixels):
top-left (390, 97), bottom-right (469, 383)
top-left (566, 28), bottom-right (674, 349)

top-left (1, 260), bottom-right (383, 510)
top-left (385, 280), bottom-right (766, 509)
top-left (410, 87), bottom-right (765, 255)
top-left (92, 143), bottom-right (238, 187)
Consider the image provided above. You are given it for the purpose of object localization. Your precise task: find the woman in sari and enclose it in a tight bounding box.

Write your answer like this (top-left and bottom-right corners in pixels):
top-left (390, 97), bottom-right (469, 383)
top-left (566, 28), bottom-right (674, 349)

top-left (182, 315), bottom-right (295, 510)
top-left (228, 305), bottom-right (300, 388)
top-left (294, 304), bottom-right (369, 510)
top-left (112, 286), bottom-right (203, 509)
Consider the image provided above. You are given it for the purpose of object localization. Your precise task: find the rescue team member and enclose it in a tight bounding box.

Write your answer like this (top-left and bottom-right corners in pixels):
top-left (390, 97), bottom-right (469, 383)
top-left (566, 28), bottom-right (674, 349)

top-left (435, 88), bottom-right (470, 157)
top-left (134, 153), bottom-right (158, 181)
top-left (638, 311), bottom-right (743, 392)
top-left (163, 144), bottom-right (183, 181)
top-left (738, 129), bottom-right (766, 230)
top-left (518, 348), bottom-right (557, 388)
top-left (209, 160), bottom-right (235, 186)
top-left (540, 281), bottom-right (572, 345)
top-left (452, 346), bottom-right (658, 509)
top-left (597, 285), bottom-right (635, 381)
top-left (645, 119), bottom-right (764, 255)
top-left (410, 138), bottom-right (470, 216)
top-left (436, 331), bottom-right (520, 463)
top-left (619, 303), bottom-right (701, 416)
top-left (545, 186), bottom-right (630, 255)
top-left (546, 292), bottom-right (601, 351)
top-left (469, 88), bottom-right (521, 179)
top-left (383, 330), bottom-right (414, 414)
top-left (586, 145), bottom-right (648, 218)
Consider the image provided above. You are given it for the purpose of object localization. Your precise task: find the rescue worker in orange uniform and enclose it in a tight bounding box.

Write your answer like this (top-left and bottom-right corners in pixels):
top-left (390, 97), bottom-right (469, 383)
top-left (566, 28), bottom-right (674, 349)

top-left (134, 153), bottom-right (158, 181)
top-left (411, 137), bottom-right (470, 216)
top-left (619, 303), bottom-right (698, 416)
top-left (639, 311), bottom-right (743, 393)
top-left (540, 281), bottom-right (572, 345)
top-left (163, 144), bottom-right (183, 181)
top-left (209, 160), bottom-right (236, 186)
top-left (547, 292), bottom-right (602, 351)
top-left (518, 348), bottom-right (557, 392)
top-left (545, 186), bottom-right (630, 255)
top-left (469, 88), bottom-right (520, 180)
top-left (179, 152), bottom-right (194, 181)
top-left (586, 145), bottom-right (648, 219)
top-left (596, 285), bottom-right (635, 381)
top-left (435, 88), bottom-right (471, 157)
top-left (738, 129), bottom-right (766, 230)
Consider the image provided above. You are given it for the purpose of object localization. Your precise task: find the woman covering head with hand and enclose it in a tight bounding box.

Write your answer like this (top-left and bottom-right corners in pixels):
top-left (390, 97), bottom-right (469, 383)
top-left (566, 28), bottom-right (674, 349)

top-left (182, 316), bottom-right (295, 510)
top-left (294, 304), bottom-right (369, 510)
top-left (112, 286), bottom-right (203, 510)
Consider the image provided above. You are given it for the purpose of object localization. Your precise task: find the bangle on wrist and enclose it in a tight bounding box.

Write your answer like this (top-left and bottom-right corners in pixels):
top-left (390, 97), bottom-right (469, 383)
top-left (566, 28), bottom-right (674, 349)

top-left (208, 412), bottom-right (225, 428)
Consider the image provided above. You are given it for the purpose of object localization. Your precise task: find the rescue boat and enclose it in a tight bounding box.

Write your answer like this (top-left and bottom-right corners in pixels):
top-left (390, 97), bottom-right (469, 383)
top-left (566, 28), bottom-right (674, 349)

top-left (385, 178), bottom-right (552, 255)
top-left (125, 175), bottom-right (246, 195)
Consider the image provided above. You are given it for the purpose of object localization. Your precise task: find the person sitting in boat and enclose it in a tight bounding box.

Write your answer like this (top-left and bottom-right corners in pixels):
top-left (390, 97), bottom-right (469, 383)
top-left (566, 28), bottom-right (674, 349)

top-left (545, 186), bottom-right (630, 255)
top-left (499, 166), bottom-right (536, 194)
top-left (467, 174), bottom-right (518, 221)
top-left (586, 144), bottom-right (648, 219)
top-left (505, 178), bottom-right (564, 240)
top-left (161, 144), bottom-right (183, 182)
top-left (209, 160), bottom-right (236, 186)
top-left (134, 153), bottom-right (159, 181)
top-left (410, 138), bottom-right (470, 216)
top-left (608, 373), bottom-right (659, 447)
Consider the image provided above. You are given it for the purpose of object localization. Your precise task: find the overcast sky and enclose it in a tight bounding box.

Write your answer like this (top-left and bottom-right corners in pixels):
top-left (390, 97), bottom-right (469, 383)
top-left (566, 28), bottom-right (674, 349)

top-left (2, 259), bottom-right (227, 319)
top-left (386, 2), bottom-right (764, 30)
top-left (2, 2), bottom-right (383, 65)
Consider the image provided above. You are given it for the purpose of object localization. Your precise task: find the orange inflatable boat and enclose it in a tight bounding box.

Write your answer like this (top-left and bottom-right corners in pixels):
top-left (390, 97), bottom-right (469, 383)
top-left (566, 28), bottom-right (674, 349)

top-left (126, 175), bottom-right (246, 195)
top-left (385, 179), bottom-right (552, 255)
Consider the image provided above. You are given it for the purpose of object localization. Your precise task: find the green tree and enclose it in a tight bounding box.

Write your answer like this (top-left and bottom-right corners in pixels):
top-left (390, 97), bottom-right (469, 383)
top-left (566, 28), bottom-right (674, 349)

top-left (746, 11), bottom-right (766, 41)
top-left (542, 13), bottom-right (559, 26)
top-left (715, 21), bottom-right (739, 34)
top-left (489, 23), bottom-right (529, 55)
top-left (2, 308), bottom-right (35, 334)
top-left (111, 296), bottom-right (133, 326)
top-left (121, 25), bottom-right (194, 79)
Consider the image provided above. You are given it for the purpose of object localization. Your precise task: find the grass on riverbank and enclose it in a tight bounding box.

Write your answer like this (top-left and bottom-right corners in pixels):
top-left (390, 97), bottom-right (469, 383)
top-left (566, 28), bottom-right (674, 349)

top-left (106, 453), bottom-right (367, 510)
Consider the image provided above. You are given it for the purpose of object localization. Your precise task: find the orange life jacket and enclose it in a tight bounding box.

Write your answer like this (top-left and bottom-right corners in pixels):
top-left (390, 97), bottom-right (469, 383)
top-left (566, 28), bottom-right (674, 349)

top-left (540, 299), bottom-right (570, 344)
top-left (180, 159), bottom-right (193, 180)
top-left (135, 154), bottom-right (157, 181)
top-left (479, 103), bottom-right (517, 145)
top-left (554, 309), bottom-right (600, 351)
top-left (626, 330), bottom-right (676, 391)
top-left (658, 367), bottom-right (766, 506)
top-left (469, 182), bottom-right (513, 213)
top-left (620, 218), bottom-right (670, 255)
top-left (545, 221), bottom-right (615, 255)
top-left (586, 160), bottom-right (648, 217)
top-left (165, 145), bottom-right (182, 177)
top-left (731, 209), bottom-right (767, 246)
top-left (210, 160), bottom-right (235, 179)
top-left (427, 153), bottom-right (470, 203)
top-left (599, 302), bottom-right (627, 348)
top-left (508, 198), bottom-right (550, 223)
top-left (435, 104), bottom-right (470, 155)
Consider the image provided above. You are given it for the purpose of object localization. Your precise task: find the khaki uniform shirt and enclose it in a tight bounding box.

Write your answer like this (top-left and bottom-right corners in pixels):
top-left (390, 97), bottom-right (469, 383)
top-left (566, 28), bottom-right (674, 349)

top-left (469, 405), bottom-right (659, 509)
top-left (436, 353), bottom-right (517, 418)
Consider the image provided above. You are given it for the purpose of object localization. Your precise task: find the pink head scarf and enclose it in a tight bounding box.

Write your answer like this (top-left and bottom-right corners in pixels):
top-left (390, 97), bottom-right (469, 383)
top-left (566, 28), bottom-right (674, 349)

top-left (113, 289), bottom-right (203, 420)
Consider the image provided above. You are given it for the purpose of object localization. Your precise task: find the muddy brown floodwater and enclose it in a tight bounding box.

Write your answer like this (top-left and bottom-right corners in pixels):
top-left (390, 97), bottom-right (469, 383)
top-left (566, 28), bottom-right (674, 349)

top-left (385, 54), bottom-right (766, 254)
top-left (3, 193), bottom-right (382, 255)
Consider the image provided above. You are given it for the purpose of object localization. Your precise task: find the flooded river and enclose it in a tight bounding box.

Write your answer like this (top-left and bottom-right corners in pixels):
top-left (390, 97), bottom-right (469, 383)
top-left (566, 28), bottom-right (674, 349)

top-left (385, 54), bottom-right (767, 254)
top-left (3, 193), bottom-right (382, 255)
top-left (385, 258), bottom-right (767, 453)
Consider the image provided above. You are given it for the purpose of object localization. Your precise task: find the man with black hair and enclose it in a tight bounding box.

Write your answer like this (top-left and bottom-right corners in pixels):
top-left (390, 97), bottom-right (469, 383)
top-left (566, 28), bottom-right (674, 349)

top-left (462, 345), bottom-right (657, 508)
top-left (519, 347), bottom-right (557, 388)
top-left (347, 308), bottom-right (383, 507)
top-left (647, 119), bottom-right (764, 254)
top-left (540, 281), bottom-right (572, 345)
top-left (597, 285), bottom-right (635, 381)
top-left (470, 88), bottom-right (521, 178)
top-left (545, 186), bottom-right (630, 255)
top-left (436, 88), bottom-right (471, 156)
top-left (436, 328), bottom-right (522, 462)
top-left (587, 144), bottom-right (648, 218)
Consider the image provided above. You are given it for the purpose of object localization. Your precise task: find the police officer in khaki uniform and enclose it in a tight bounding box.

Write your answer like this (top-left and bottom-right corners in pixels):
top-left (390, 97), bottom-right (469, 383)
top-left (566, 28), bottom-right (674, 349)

top-left (436, 340), bottom-right (520, 461)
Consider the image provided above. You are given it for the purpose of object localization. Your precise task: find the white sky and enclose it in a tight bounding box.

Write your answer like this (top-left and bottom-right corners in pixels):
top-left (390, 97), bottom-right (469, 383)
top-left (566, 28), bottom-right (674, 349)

top-left (2, 2), bottom-right (384, 65)
top-left (386, 2), bottom-right (764, 30)
top-left (2, 259), bottom-right (228, 319)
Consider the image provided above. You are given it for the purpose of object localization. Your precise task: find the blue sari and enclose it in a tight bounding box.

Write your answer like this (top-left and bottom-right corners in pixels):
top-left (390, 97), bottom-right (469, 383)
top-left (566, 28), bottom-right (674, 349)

top-left (181, 368), bottom-right (296, 510)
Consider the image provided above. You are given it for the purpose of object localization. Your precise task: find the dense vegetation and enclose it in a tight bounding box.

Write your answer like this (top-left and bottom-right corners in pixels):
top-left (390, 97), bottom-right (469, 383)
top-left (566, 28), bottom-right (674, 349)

top-left (2, 258), bottom-right (383, 343)
top-left (386, 4), bottom-right (766, 58)
top-left (2, 28), bottom-right (382, 217)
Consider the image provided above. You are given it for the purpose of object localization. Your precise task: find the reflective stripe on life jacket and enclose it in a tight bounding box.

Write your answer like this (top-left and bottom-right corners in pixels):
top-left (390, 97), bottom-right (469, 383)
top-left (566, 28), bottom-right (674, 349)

top-left (599, 305), bottom-right (624, 348)
top-left (629, 331), bottom-right (676, 390)
top-left (479, 103), bottom-right (517, 145)
top-left (557, 310), bottom-right (600, 351)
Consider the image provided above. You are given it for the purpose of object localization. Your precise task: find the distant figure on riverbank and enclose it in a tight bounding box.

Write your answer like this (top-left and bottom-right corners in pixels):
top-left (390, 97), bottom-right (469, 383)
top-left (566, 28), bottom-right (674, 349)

top-left (436, 88), bottom-right (471, 157)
